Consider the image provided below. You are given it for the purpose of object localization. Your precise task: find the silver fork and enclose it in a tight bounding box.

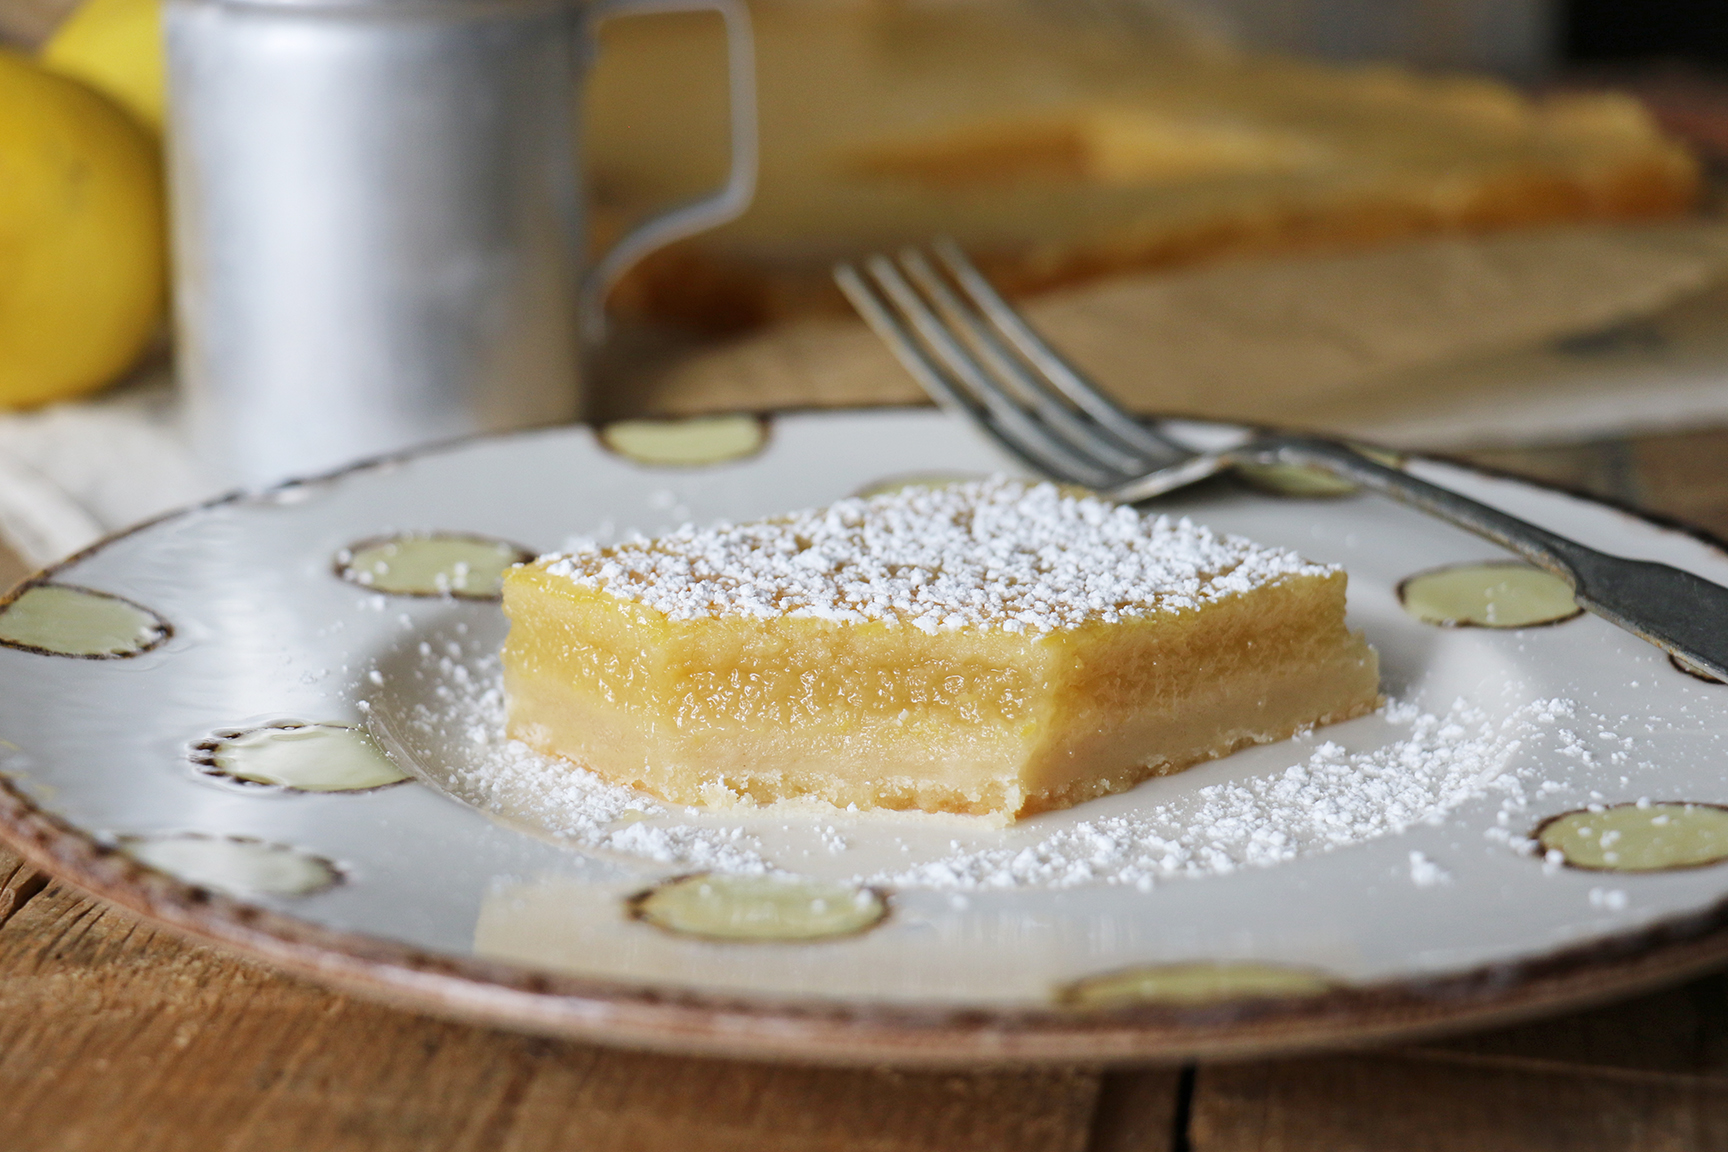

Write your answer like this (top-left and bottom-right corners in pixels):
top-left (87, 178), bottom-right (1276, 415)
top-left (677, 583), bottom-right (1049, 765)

top-left (834, 238), bottom-right (1728, 682)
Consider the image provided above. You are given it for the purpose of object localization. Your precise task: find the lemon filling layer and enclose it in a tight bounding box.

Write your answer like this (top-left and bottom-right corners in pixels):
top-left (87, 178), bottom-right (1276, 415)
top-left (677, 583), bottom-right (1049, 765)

top-left (502, 479), bottom-right (1379, 818)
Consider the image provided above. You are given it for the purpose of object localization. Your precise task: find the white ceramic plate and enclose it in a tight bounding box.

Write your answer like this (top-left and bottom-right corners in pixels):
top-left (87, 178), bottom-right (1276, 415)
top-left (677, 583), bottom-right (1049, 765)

top-left (3, 409), bottom-right (1728, 1065)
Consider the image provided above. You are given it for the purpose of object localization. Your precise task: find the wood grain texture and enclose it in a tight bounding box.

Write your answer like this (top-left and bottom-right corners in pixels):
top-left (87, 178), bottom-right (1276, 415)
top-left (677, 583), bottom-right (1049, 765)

top-left (1456, 438), bottom-right (1646, 511)
top-left (1628, 427), bottom-right (1728, 537)
top-left (0, 846), bottom-right (46, 930)
top-left (1189, 1052), bottom-right (1728, 1152)
top-left (1085, 1068), bottom-right (1187, 1152)
top-left (1457, 422), bottom-right (1728, 542)
top-left (0, 848), bottom-right (1104, 1152)
top-left (1419, 970), bottom-right (1728, 1077)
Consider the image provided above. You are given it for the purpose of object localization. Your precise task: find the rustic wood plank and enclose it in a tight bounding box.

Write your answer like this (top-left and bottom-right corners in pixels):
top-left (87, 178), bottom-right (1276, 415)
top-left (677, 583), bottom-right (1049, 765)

top-left (0, 848), bottom-right (1101, 1152)
top-left (1457, 424), bottom-right (1728, 541)
top-left (1416, 972), bottom-right (1728, 1077)
top-left (1189, 1051), bottom-right (1728, 1152)
top-left (1083, 1068), bottom-right (1185, 1152)
top-left (0, 846), bottom-right (45, 931)
top-left (1454, 438), bottom-right (1644, 510)
top-left (1627, 426), bottom-right (1728, 540)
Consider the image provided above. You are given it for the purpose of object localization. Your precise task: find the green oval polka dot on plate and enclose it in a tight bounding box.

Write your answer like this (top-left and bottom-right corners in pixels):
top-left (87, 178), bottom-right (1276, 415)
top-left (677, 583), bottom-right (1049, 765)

top-left (628, 874), bottom-right (887, 942)
top-left (193, 723), bottom-right (409, 793)
top-left (123, 834), bottom-right (340, 897)
top-left (1398, 561), bottom-right (1581, 628)
top-left (335, 534), bottom-right (532, 599)
top-left (0, 584), bottom-right (171, 658)
top-left (1058, 961), bottom-right (1335, 1009)
top-left (600, 415), bottom-right (767, 467)
top-left (1536, 803), bottom-right (1728, 872)
top-left (1235, 446), bottom-right (1404, 499)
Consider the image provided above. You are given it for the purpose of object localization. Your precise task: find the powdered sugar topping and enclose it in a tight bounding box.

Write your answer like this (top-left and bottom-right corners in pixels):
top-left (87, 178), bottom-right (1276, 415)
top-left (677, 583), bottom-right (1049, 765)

top-left (539, 477), bottom-right (1334, 634)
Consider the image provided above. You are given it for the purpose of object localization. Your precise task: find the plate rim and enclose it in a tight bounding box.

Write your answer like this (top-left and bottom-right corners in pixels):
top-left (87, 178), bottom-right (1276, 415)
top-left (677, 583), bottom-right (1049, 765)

top-left (4, 413), bottom-right (1728, 1066)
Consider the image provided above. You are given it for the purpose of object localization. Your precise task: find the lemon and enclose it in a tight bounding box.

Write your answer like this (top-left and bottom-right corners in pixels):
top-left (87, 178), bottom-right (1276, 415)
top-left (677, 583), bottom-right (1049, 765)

top-left (41, 0), bottom-right (165, 133)
top-left (0, 48), bottom-right (167, 409)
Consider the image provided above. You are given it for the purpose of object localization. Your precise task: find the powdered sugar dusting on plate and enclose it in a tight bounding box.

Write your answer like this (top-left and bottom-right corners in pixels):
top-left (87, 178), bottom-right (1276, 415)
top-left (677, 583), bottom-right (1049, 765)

top-left (538, 477), bottom-right (1334, 635)
top-left (400, 658), bottom-right (773, 875)
top-left (867, 697), bottom-right (1572, 891)
top-left (406, 652), bottom-right (1571, 891)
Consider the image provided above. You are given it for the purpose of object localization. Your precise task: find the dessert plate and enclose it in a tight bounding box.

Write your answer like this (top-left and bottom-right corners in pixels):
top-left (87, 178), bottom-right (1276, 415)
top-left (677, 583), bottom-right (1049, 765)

top-left (2, 409), bottom-right (1728, 1065)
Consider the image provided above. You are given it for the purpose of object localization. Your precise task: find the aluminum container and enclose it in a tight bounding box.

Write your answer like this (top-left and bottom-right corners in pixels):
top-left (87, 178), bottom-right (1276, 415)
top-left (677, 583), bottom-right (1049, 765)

top-left (166, 0), bottom-right (755, 484)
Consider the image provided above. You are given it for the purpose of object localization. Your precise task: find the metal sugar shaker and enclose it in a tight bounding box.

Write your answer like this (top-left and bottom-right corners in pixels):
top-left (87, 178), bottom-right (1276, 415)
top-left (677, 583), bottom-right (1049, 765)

top-left (166, 0), bottom-right (756, 485)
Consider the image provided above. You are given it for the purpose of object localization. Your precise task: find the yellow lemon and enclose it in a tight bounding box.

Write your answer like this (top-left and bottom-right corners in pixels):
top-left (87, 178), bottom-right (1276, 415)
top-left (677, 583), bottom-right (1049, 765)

top-left (0, 48), bottom-right (167, 409)
top-left (41, 0), bottom-right (166, 133)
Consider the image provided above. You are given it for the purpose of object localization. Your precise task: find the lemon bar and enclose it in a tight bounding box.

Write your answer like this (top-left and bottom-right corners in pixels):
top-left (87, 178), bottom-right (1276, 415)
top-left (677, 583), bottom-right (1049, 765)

top-left (589, 2), bottom-right (1696, 331)
top-left (501, 479), bottom-right (1379, 819)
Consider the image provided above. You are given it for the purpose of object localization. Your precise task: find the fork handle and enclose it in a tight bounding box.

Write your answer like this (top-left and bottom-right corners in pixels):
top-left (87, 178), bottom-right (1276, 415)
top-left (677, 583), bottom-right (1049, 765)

top-left (1263, 437), bottom-right (1728, 682)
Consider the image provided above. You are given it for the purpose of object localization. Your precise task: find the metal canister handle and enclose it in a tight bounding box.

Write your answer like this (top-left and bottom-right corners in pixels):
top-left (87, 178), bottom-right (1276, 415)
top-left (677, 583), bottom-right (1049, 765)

top-left (578, 0), bottom-right (758, 342)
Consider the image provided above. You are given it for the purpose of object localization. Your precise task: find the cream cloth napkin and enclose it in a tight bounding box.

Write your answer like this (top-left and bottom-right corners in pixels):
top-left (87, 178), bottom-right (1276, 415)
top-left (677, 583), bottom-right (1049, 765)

top-left (0, 370), bottom-right (212, 567)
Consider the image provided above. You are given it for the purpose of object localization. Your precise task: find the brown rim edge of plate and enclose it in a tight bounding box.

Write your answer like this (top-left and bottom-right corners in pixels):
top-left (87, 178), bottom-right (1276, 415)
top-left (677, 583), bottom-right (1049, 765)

top-left (9, 773), bottom-right (1728, 1067)
top-left (5, 417), bottom-right (1728, 1066)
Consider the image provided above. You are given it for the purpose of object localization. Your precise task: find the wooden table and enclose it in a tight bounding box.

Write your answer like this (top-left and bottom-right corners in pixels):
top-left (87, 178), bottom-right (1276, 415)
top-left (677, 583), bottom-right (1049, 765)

top-left (4, 424), bottom-right (1728, 1151)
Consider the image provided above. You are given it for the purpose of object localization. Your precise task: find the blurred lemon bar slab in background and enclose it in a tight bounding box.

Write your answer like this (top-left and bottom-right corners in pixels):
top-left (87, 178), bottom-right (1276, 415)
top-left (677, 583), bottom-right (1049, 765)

top-left (11, 0), bottom-right (1699, 346)
top-left (585, 0), bottom-right (1699, 331)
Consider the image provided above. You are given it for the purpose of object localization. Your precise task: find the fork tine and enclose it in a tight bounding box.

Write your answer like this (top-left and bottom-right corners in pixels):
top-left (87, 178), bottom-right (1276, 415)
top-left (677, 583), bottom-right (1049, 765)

top-left (833, 263), bottom-right (982, 428)
top-left (834, 260), bottom-right (1118, 488)
top-left (930, 238), bottom-right (1181, 456)
top-left (865, 255), bottom-right (1136, 488)
top-left (861, 255), bottom-right (1123, 487)
top-left (893, 249), bottom-right (1152, 476)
